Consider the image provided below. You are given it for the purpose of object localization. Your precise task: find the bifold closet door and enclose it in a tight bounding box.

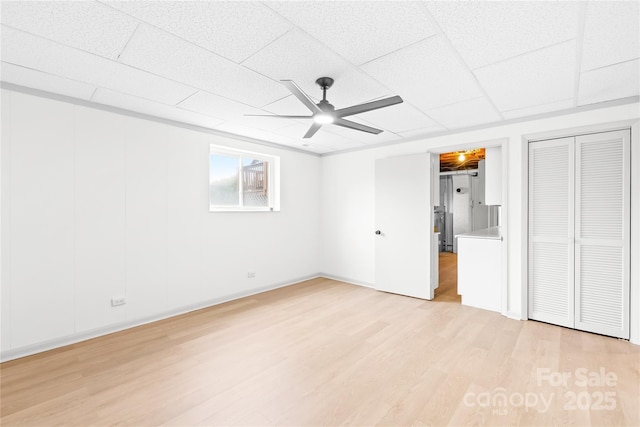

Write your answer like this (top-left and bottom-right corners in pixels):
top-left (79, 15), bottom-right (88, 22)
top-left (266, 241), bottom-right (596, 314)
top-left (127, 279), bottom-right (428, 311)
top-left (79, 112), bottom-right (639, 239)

top-left (575, 130), bottom-right (630, 339)
top-left (529, 130), bottom-right (630, 339)
top-left (528, 137), bottom-right (575, 328)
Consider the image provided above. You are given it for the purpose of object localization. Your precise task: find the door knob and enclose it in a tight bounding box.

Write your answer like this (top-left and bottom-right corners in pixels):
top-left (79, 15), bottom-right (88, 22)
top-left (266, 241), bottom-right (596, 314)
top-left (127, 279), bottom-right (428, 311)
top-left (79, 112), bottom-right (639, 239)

top-left (375, 230), bottom-right (382, 235)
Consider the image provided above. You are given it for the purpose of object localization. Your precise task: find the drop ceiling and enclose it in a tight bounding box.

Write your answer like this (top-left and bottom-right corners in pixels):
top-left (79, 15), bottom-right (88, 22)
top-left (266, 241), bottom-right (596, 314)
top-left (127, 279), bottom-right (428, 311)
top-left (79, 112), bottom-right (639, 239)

top-left (1, 1), bottom-right (639, 155)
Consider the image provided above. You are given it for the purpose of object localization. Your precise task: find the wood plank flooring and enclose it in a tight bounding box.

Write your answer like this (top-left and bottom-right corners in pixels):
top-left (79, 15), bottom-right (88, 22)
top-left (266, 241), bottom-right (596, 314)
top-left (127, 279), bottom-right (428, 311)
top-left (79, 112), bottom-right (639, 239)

top-left (1, 278), bottom-right (638, 426)
top-left (435, 252), bottom-right (461, 303)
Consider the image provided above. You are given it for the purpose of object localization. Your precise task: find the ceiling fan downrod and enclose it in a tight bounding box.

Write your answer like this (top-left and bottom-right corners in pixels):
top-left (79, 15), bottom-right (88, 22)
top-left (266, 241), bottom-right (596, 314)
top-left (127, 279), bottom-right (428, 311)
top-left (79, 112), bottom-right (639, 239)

top-left (316, 77), bottom-right (334, 104)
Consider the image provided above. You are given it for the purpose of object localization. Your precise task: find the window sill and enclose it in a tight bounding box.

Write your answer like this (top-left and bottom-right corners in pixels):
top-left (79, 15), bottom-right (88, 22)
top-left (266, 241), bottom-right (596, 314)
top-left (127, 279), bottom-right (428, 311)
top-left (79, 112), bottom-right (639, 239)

top-left (209, 207), bottom-right (279, 213)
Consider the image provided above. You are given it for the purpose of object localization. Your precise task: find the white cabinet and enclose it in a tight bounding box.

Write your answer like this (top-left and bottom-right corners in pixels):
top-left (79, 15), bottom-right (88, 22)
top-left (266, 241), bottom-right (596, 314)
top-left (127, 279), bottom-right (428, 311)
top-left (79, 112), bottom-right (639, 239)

top-left (485, 146), bottom-right (502, 205)
top-left (528, 129), bottom-right (630, 339)
top-left (457, 229), bottom-right (502, 313)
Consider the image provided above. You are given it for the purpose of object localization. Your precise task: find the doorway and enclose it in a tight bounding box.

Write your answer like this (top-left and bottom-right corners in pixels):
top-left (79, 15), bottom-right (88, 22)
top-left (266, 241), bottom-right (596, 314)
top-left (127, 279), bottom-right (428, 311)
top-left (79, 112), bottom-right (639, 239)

top-left (373, 139), bottom-right (507, 307)
top-left (434, 147), bottom-right (493, 303)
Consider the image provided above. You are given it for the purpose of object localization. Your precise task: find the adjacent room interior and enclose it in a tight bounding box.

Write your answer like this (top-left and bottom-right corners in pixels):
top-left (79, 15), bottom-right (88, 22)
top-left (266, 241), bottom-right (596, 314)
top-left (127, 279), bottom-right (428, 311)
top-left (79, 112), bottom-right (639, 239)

top-left (1, 1), bottom-right (639, 426)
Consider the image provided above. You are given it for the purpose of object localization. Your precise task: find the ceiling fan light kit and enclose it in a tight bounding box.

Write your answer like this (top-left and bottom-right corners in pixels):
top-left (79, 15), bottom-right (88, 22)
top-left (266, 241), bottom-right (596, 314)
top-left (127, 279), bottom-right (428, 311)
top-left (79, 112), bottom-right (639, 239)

top-left (246, 77), bottom-right (403, 139)
top-left (314, 113), bottom-right (335, 124)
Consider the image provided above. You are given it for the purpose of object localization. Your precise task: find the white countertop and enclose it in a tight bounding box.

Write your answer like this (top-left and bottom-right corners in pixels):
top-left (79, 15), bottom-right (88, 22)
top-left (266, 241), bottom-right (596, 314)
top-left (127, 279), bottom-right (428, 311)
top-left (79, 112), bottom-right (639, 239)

top-left (455, 226), bottom-right (502, 240)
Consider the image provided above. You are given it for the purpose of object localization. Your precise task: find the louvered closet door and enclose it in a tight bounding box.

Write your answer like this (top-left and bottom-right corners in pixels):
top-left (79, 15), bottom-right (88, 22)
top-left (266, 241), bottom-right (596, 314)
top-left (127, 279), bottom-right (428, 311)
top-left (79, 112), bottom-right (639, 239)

top-left (528, 138), bottom-right (575, 328)
top-left (575, 130), bottom-right (630, 339)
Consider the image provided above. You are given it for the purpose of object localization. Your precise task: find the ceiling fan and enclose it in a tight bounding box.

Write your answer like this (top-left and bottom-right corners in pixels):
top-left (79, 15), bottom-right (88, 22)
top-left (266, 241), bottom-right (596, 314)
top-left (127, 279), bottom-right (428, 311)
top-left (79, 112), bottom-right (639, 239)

top-left (246, 77), bottom-right (403, 138)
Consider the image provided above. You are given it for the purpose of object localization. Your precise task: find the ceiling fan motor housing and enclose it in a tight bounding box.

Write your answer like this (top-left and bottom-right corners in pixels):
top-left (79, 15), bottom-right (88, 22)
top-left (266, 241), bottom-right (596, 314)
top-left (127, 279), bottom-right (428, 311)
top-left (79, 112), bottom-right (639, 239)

top-left (317, 100), bottom-right (335, 112)
top-left (315, 77), bottom-right (334, 90)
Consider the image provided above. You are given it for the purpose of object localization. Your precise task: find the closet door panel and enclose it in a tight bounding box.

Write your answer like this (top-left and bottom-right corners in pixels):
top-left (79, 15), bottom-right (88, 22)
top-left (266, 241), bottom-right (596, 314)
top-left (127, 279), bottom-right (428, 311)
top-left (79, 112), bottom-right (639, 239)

top-left (530, 242), bottom-right (571, 323)
top-left (528, 137), bottom-right (574, 327)
top-left (575, 130), bottom-right (630, 338)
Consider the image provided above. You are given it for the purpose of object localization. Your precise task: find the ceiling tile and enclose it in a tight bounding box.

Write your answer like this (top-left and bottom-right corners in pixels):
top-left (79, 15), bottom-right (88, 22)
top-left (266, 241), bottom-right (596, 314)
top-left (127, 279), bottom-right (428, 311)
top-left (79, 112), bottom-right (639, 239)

top-left (397, 126), bottom-right (446, 139)
top-left (354, 131), bottom-right (403, 146)
top-left (92, 88), bottom-right (224, 129)
top-left (1, 1), bottom-right (138, 60)
top-left (1, 26), bottom-right (197, 105)
top-left (215, 122), bottom-right (300, 147)
top-left (502, 98), bottom-right (575, 120)
top-left (474, 41), bottom-right (576, 112)
top-left (310, 140), bottom-right (364, 151)
top-left (316, 136), bottom-right (366, 151)
top-left (426, 97), bottom-right (502, 129)
top-left (227, 116), bottom-right (300, 133)
top-left (578, 60), bottom-right (640, 106)
top-left (264, 95), bottom-right (314, 116)
top-left (362, 35), bottom-right (484, 111)
top-left (262, 137), bottom-right (316, 152)
top-left (2, 0), bottom-right (637, 156)
top-left (266, 1), bottom-right (439, 65)
top-left (242, 29), bottom-right (347, 83)
top-left (581, 1), bottom-right (640, 72)
top-left (300, 145), bottom-right (332, 155)
top-left (427, 1), bottom-right (580, 69)
top-left (321, 120), bottom-right (402, 146)
top-left (179, 90), bottom-right (298, 132)
top-left (272, 122), bottom-right (324, 140)
top-left (178, 91), bottom-right (261, 121)
top-left (106, 1), bottom-right (291, 63)
top-left (274, 122), bottom-right (362, 149)
top-left (118, 24), bottom-right (287, 107)
top-left (242, 29), bottom-right (390, 107)
top-left (324, 68), bottom-right (393, 109)
top-left (355, 102), bottom-right (441, 133)
top-left (1, 62), bottom-right (96, 100)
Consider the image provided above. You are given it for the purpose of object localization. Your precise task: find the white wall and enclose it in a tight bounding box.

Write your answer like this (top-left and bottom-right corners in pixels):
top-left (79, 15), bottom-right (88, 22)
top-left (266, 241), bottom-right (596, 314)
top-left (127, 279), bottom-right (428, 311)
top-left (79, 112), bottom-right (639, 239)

top-left (320, 102), bottom-right (640, 327)
top-left (1, 90), bottom-right (321, 359)
top-left (2, 89), bottom-right (639, 359)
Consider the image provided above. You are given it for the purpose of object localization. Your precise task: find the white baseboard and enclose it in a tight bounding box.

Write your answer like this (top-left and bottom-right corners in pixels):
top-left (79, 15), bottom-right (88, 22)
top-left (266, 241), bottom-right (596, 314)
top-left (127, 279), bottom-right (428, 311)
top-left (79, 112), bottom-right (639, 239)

top-left (0, 274), bottom-right (321, 363)
top-left (319, 273), bottom-right (374, 289)
top-left (505, 311), bottom-right (524, 320)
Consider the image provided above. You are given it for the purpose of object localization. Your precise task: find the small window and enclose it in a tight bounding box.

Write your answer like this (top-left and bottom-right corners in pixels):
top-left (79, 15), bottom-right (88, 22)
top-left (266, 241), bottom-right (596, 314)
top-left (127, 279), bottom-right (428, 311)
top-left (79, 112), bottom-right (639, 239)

top-left (209, 145), bottom-right (280, 212)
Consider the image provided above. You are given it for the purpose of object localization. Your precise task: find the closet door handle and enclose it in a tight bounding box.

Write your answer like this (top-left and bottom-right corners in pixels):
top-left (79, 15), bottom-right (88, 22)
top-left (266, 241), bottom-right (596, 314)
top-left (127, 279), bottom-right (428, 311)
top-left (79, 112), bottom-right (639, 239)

top-left (375, 230), bottom-right (382, 235)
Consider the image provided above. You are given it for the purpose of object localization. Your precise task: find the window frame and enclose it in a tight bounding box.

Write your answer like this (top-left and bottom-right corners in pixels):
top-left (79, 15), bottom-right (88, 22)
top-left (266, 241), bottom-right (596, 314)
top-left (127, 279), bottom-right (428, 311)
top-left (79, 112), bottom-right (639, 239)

top-left (209, 144), bottom-right (280, 212)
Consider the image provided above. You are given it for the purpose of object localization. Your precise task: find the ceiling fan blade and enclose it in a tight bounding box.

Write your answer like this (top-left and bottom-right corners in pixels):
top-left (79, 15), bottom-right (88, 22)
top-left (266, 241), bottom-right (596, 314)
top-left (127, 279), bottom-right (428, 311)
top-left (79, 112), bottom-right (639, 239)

top-left (281, 80), bottom-right (322, 114)
top-left (335, 95), bottom-right (403, 118)
top-left (334, 118), bottom-right (383, 135)
top-left (244, 114), bottom-right (312, 119)
top-left (303, 122), bottom-right (322, 138)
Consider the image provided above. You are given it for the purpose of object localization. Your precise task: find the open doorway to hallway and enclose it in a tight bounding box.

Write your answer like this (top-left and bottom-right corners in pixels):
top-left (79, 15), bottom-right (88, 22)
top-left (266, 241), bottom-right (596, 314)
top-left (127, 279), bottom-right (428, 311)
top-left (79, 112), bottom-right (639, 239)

top-left (433, 147), bottom-right (501, 304)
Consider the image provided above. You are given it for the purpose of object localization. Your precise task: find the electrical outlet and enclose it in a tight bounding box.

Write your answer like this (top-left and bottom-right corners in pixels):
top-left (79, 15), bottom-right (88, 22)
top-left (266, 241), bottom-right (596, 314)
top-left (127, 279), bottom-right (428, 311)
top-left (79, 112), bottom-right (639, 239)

top-left (247, 272), bottom-right (256, 278)
top-left (111, 297), bottom-right (126, 307)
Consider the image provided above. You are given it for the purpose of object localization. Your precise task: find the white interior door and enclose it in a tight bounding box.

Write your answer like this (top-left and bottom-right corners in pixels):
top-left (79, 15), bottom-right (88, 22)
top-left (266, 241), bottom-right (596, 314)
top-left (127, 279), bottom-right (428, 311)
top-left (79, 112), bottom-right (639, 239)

top-left (375, 153), bottom-right (432, 300)
top-left (528, 137), bottom-right (575, 328)
top-left (575, 130), bottom-right (630, 339)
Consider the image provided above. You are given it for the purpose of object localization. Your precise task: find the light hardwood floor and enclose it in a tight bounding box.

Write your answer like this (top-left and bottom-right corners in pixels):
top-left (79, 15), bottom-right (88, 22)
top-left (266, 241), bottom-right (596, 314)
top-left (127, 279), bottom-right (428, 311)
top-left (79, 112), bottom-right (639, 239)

top-left (435, 252), bottom-right (461, 303)
top-left (1, 278), bottom-right (638, 426)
